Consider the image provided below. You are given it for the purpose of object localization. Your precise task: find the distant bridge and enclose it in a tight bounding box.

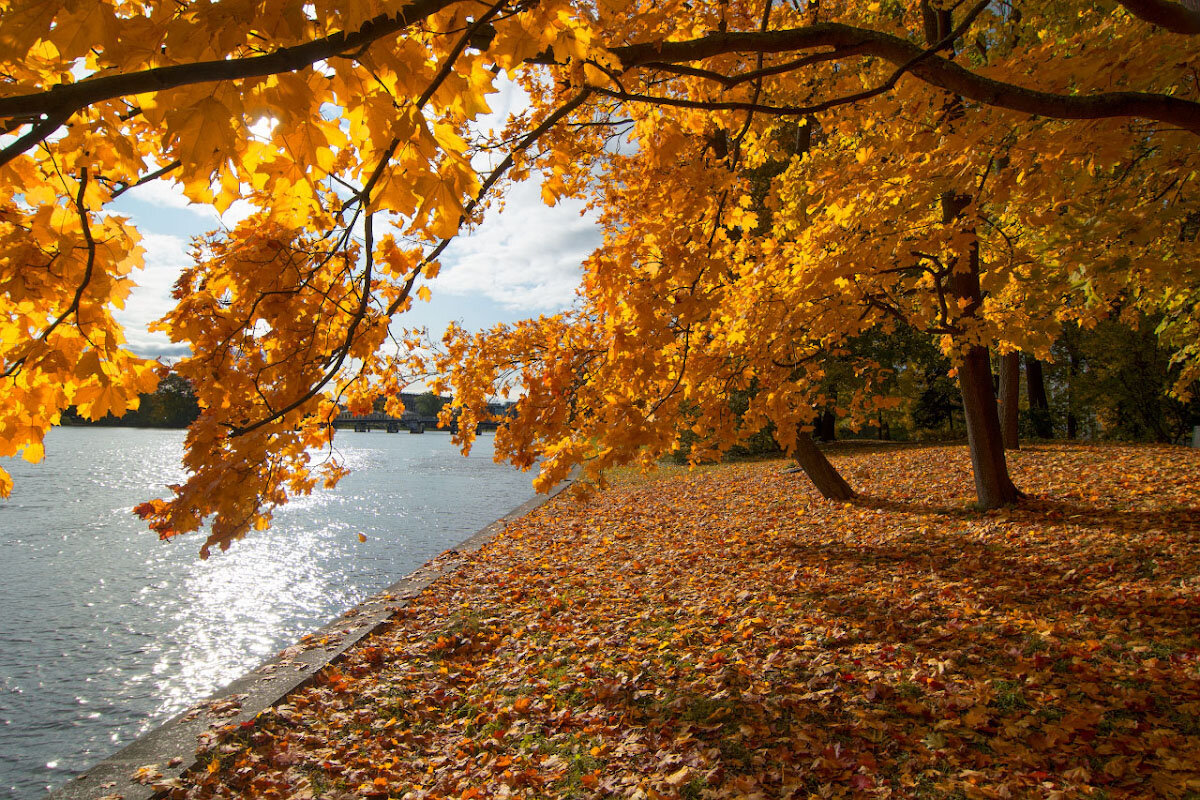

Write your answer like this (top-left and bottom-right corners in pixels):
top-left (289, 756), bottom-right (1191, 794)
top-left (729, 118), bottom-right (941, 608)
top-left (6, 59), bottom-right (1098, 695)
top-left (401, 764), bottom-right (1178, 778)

top-left (331, 410), bottom-right (506, 434)
top-left (332, 411), bottom-right (440, 433)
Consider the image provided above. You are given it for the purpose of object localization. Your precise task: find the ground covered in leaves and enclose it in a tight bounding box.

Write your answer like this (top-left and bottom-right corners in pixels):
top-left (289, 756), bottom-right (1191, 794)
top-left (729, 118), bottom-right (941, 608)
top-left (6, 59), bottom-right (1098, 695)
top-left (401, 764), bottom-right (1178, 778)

top-left (172, 444), bottom-right (1199, 799)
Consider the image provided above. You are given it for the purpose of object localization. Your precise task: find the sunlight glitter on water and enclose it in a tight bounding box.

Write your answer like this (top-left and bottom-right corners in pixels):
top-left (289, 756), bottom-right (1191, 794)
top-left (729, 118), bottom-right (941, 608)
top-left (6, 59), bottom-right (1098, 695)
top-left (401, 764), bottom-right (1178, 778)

top-left (0, 427), bottom-right (537, 800)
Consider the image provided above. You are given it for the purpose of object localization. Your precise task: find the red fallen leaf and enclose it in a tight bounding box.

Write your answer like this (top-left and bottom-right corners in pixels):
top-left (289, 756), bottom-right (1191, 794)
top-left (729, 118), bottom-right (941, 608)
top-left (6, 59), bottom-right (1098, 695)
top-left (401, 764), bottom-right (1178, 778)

top-left (513, 696), bottom-right (533, 713)
top-left (851, 774), bottom-right (875, 790)
top-left (161, 446), bottom-right (1200, 800)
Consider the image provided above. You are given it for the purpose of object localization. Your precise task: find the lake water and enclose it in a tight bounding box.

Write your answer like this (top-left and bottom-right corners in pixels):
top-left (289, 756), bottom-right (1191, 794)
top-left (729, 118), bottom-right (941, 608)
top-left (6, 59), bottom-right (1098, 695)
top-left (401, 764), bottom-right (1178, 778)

top-left (0, 427), bottom-right (538, 800)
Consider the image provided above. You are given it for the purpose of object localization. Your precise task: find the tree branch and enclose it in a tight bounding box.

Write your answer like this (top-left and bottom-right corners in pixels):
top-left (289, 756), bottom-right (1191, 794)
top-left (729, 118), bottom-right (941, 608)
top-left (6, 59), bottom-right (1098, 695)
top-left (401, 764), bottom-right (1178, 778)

top-left (0, 0), bottom-right (461, 148)
top-left (612, 21), bottom-right (1200, 133)
top-left (3, 169), bottom-right (97, 379)
top-left (389, 87), bottom-right (596, 315)
top-left (229, 4), bottom-right (512, 437)
top-left (109, 160), bottom-right (182, 199)
top-left (0, 111), bottom-right (69, 169)
top-left (1117, 0), bottom-right (1200, 34)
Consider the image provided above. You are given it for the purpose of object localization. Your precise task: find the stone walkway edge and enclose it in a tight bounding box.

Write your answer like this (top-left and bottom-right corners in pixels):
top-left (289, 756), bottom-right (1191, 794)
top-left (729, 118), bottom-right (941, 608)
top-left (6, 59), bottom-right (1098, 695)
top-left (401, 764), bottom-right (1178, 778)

top-left (47, 475), bottom-right (575, 800)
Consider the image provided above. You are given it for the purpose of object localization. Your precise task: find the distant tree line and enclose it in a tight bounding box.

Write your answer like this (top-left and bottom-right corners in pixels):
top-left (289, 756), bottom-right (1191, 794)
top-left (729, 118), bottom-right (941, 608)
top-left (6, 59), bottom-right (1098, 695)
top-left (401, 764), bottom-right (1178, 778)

top-left (62, 373), bottom-right (200, 428)
top-left (66, 384), bottom-right (462, 430)
top-left (677, 314), bottom-right (1199, 461)
top-left (901, 316), bottom-right (1199, 445)
top-left (68, 330), bottom-right (1196, 447)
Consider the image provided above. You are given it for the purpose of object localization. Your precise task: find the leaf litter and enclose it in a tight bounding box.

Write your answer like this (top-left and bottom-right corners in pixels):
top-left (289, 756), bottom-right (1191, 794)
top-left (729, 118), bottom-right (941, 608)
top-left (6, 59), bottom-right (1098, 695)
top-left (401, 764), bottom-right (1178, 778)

top-left (167, 443), bottom-right (1200, 799)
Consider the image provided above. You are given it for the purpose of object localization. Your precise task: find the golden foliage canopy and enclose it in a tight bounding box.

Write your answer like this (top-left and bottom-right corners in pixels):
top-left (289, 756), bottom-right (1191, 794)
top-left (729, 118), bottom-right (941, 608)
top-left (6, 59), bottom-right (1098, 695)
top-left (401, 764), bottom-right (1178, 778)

top-left (1, 0), bottom-right (1198, 550)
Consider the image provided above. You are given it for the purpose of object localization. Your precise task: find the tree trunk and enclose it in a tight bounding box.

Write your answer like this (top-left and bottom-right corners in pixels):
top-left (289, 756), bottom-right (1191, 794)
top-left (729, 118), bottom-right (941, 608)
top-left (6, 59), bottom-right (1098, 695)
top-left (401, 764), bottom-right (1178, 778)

top-left (942, 192), bottom-right (1021, 508)
top-left (793, 431), bottom-right (855, 500)
top-left (957, 344), bottom-right (1022, 506)
top-left (1024, 353), bottom-right (1053, 438)
top-left (928, 12), bottom-right (1019, 506)
top-left (998, 351), bottom-right (1020, 449)
top-left (817, 408), bottom-right (836, 442)
top-left (1067, 346), bottom-right (1080, 439)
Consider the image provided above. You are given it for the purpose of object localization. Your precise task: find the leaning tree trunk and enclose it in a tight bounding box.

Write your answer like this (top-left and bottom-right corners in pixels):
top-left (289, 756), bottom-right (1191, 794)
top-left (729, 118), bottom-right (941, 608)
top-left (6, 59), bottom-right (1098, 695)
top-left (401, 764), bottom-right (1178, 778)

top-left (1024, 353), bottom-right (1053, 438)
top-left (793, 431), bottom-right (855, 500)
top-left (998, 351), bottom-right (1021, 449)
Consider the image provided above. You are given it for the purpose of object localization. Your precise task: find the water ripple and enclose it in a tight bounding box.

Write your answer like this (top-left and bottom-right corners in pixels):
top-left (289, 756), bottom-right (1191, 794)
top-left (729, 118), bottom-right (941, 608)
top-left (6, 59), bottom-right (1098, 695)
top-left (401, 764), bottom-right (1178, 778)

top-left (0, 428), bottom-right (534, 799)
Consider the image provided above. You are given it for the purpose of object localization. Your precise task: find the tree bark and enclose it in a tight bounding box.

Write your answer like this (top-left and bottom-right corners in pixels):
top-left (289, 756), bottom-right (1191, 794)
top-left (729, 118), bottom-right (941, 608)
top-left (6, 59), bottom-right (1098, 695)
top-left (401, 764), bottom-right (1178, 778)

top-left (793, 431), bottom-right (855, 500)
top-left (1024, 353), bottom-right (1053, 438)
top-left (941, 192), bottom-right (1022, 507)
top-left (998, 351), bottom-right (1020, 449)
top-left (957, 343), bottom-right (1022, 506)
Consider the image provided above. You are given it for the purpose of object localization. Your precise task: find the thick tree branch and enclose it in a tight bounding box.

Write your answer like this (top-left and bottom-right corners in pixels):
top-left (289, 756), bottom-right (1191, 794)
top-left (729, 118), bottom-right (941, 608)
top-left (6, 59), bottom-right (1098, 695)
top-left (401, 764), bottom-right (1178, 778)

top-left (1117, 0), bottom-right (1200, 33)
top-left (0, 0), bottom-right (461, 128)
top-left (0, 111), bottom-right (69, 169)
top-left (612, 23), bottom-right (1200, 133)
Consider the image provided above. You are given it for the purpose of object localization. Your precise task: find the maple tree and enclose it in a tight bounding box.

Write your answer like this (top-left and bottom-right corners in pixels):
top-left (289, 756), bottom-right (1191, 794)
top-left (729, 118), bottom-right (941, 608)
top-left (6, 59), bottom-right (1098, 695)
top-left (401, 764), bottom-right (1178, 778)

top-left (2, 0), bottom-right (1199, 549)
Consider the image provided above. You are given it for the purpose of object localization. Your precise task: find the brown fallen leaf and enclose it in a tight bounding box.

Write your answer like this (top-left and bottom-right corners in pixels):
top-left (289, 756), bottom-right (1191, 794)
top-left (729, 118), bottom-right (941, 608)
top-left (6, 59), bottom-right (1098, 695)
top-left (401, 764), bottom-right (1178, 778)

top-left (130, 764), bottom-right (161, 784)
top-left (665, 766), bottom-right (691, 786)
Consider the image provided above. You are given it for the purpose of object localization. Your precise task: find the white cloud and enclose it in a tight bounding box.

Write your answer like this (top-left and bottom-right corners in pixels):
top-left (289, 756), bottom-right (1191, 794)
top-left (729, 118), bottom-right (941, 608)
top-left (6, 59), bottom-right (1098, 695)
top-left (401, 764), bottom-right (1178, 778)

top-left (122, 180), bottom-right (257, 229)
top-left (129, 179), bottom-right (215, 217)
top-left (219, 198), bottom-right (257, 227)
top-left (106, 71), bottom-right (599, 355)
top-left (117, 232), bottom-right (191, 359)
top-left (435, 179), bottom-right (600, 312)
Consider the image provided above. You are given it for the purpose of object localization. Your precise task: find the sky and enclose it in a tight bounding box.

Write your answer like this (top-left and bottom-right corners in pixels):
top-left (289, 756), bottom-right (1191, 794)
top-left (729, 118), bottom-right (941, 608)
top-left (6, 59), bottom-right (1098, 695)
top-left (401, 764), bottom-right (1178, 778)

top-left (107, 79), bottom-right (603, 361)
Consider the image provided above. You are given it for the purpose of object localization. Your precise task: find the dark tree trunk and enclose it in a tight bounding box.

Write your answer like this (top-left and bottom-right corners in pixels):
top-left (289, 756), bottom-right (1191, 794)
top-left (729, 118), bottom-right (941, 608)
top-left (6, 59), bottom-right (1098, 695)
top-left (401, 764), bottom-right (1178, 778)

top-left (1067, 347), bottom-right (1080, 439)
top-left (957, 344), bottom-right (1022, 506)
top-left (793, 431), bottom-right (855, 500)
top-left (998, 351), bottom-right (1020, 449)
top-left (1024, 353), bottom-right (1053, 438)
top-left (817, 408), bottom-right (837, 442)
top-left (942, 191), bottom-right (1022, 508)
